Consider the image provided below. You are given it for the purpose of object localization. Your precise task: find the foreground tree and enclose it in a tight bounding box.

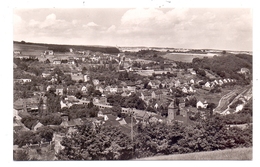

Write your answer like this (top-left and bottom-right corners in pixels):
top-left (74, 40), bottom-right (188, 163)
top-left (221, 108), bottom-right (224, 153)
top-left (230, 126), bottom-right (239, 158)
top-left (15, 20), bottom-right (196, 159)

top-left (56, 124), bottom-right (133, 160)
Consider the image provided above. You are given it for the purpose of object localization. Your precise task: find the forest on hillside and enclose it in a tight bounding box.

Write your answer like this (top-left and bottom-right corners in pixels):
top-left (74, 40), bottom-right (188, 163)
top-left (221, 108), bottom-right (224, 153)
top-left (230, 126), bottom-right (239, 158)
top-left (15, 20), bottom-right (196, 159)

top-left (14, 41), bottom-right (120, 54)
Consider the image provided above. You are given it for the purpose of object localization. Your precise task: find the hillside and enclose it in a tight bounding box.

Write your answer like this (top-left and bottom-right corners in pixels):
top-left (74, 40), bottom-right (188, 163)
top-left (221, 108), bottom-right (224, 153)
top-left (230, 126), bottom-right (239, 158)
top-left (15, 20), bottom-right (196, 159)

top-left (137, 147), bottom-right (252, 160)
top-left (13, 41), bottom-right (120, 54)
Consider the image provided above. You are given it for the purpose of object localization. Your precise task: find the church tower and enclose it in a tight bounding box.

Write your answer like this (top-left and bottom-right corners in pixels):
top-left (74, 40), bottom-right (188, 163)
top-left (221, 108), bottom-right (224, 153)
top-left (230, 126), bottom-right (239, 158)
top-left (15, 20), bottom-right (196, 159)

top-left (168, 99), bottom-right (178, 121)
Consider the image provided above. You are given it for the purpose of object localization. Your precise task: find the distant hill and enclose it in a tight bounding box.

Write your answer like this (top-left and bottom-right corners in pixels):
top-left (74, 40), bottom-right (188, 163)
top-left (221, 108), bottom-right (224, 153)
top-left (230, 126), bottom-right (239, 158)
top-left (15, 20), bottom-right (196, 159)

top-left (137, 147), bottom-right (252, 160)
top-left (13, 41), bottom-right (120, 54)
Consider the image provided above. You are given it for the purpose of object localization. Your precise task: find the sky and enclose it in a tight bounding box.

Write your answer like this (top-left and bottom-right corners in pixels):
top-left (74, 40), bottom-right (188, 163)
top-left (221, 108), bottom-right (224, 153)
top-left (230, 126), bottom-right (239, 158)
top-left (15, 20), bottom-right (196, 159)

top-left (13, 8), bottom-right (252, 51)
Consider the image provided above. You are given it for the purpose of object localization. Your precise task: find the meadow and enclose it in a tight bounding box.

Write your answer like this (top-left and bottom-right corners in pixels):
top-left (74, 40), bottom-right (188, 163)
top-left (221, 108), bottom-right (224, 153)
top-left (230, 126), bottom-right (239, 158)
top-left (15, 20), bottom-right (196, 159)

top-left (162, 53), bottom-right (216, 63)
top-left (138, 147), bottom-right (252, 160)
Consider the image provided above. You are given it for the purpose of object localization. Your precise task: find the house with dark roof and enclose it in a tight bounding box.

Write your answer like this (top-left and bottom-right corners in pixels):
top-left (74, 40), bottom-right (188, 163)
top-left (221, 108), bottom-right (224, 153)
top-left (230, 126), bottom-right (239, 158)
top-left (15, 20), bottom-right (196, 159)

top-left (56, 85), bottom-right (64, 96)
top-left (60, 118), bottom-right (84, 127)
top-left (103, 114), bottom-right (120, 126)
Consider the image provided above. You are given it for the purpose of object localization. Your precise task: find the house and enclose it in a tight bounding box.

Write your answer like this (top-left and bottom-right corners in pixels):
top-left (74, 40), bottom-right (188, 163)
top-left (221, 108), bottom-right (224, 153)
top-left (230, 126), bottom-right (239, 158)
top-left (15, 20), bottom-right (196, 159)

top-left (210, 81), bottom-right (216, 87)
top-left (67, 59), bottom-right (75, 65)
top-left (42, 71), bottom-right (51, 78)
top-left (127, 85), bottom-right (136, 92)
top-left (141, 91), bottom-right (151, 101)
top-left (148, 80), bottom-right (160, 89)
top-left (13, 109), bottom-right (22, 120)
top-left (13, 50), bottom-right (22, 55)
top-left (223, 79), bottom-right (228, 83)
top-left (55, 85), bottom-right (64, 95)
top-left (104, 114), bottom-right (120, 126)
top-left (153, 90), bottom-right (164, 99)
top-left (71, 72), bottom-right (83, 82)
top-left (149, 115), bottom-right (163, 123)
top-left (118, 118), bottom-right (127, 125)
top-left (204, 82), bottom-right (211, 88)
top-left (239, 68), bottom-right (250, 74)
top-left (182, 87), bottom-right (188, 93)
top-left (124, 116), bottom-right (137, 124)
top-left (67, 85), bottom-right (78, 95)
top-left (33, 121), bottom-right (44, 131)
top-left (84, 75), bottom-right (90, 82)
top-left (190, 79), bottom-right (195, 84)
top-left (53, 59), bottom-right (61, 65)
top-left (81, 85), bottom-right (87, 92)
top-left (196, 101), bottom-right (208, 109)
top-left (92, 79), bottom-right (100, 86)
top-left (175, 80), bottom-right (181, 88)
top-left (134, 110), bottom-right (150, 123)
top-left (214, 80), bottom-right (219, 85)
top-left (117, 86), bottom-right (123, 93)
top-left (46, 85), bottom-right (54, 92)
top-left (60, 100), bottom-right (67, 109)
top-left (110, 86), bottom-right (118, 93)
top-left (14, 79), bottom-right (32, 84)
top-left (218, 80), bottom-right (224, 86)
top-left (60, 118), bottom-right (84, 127)
top-left (188, 86), bottom-right (195, 93)
top-left (44, 50), bottom-right (54, 55)
top-left (99, 97), bottom-right (107, 104)
top-left (95, 85), bottom-right (104, 93)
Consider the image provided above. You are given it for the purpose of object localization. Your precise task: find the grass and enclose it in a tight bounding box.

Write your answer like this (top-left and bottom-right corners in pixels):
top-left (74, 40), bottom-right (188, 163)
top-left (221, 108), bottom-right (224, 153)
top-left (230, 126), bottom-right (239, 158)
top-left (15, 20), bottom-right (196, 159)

top-left (162, 53), bottom-right (211, 63)
top-left (137, 147), bottom-right (252, 160)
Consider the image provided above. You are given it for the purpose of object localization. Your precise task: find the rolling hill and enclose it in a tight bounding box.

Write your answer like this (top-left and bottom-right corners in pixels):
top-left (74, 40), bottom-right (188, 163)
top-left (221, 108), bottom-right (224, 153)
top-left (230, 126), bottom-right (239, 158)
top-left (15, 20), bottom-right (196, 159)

top-left (13, 41), bottom-right (120, 55)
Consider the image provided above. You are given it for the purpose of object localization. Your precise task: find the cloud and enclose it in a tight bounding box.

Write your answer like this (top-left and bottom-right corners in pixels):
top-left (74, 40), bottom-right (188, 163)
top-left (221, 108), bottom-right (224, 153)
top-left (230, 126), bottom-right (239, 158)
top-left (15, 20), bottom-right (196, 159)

top-left (84, 22), bottom-right (99, 27)
top-left (107, 25), bottom-right (116, 32)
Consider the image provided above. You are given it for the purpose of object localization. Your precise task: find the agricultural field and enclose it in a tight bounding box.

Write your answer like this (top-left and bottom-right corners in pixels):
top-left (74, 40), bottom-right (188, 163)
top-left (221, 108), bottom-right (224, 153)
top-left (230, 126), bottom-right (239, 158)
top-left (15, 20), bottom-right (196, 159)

top-left (14, 43), bottom-right (48, 56)
top-left (162, 53), bottom-right (217, 63)
top-left (138, 147), bottom-right (252, 160)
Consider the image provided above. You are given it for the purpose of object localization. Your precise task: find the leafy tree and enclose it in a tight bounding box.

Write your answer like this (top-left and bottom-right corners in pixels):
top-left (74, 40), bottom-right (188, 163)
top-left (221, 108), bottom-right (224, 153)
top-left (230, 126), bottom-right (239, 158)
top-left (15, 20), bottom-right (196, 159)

top-left (40, 114), bottom-right (62, 126)
top-left (14, 150), bottom-right (30, 161)
top-left (57, 125), bottom-right (133, 160)
top-left (75, 91), bottom-right (82, 99)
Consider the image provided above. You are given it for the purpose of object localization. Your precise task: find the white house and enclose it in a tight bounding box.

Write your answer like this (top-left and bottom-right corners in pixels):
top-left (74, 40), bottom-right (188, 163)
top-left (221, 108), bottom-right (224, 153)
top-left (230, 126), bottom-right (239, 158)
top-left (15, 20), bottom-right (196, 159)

top-left (182, 87), bottom-right (188, 93)
top-left (110, 87), bottom-right (118, 93)
top-left (235, 104), bottom-right (244, 112)
top-left (175, 80), bottom-right (181, 88)
top-left (188, 86), bottom-right (194, 93)
top-left (60, 100), bottom-right (67, 109)
top-left (223, 79), bottom-right (228, 83)
top-left (92, 79), bottom-right (100, 86)
top-left (214, 80), bottom-right (219, 85)
top-left (204, 82), bottom-right (211, 88)
top-left (33, 122), bottom-right (44, 131)
top-left (81, 86), bottom-right (87, 92)
top-left (190, 79), bottom-right (195, 84)
top-left (84, 75), bottom-right (90, 82)
top-left (196, 101), bottom-right (207, 109)
top-left (219, 80), bottom-right (224, 85)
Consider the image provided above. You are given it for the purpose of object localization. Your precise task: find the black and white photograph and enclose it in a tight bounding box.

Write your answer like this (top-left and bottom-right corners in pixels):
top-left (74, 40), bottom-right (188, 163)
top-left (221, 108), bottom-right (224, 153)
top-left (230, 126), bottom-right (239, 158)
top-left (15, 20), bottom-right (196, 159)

top-left (8, 0), bottom-right (256, 162)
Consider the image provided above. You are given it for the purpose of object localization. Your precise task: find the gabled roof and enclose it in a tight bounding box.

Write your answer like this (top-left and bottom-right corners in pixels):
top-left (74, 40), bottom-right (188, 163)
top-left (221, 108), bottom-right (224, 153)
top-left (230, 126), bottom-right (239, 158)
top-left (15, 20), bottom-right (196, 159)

top-left (56, 85), bottom-right (64, 89)
top-left (124, 116), bottom-right (137, 124)
top-left (168, 101), bottom-right (177, 109)
top-left (154, 90), bottom-right (163, 95)
top-left (142, 91), bottom-right (151, 96)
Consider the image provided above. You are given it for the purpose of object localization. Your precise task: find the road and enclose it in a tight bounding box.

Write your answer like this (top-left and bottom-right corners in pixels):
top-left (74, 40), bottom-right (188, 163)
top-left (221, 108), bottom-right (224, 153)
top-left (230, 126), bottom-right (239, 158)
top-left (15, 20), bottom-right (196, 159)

top-left (213, 86), bottom-right (251, 114)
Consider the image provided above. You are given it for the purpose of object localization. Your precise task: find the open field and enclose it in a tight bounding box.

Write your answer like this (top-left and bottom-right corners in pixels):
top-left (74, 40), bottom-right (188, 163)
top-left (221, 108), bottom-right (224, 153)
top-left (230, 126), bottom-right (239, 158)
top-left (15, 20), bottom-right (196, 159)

top-left (137, 147), bottom-right (252, 160)
top-left (162, 53), bottom-right (217, 63)
top-left (14, 43), bottom-right (48, 56)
